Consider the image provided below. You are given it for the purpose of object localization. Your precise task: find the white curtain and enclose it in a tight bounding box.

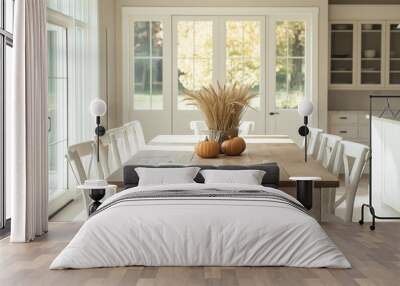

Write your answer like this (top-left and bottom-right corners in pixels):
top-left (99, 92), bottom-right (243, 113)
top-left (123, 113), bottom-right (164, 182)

top-left (9, 0), bottom-right (48, 242)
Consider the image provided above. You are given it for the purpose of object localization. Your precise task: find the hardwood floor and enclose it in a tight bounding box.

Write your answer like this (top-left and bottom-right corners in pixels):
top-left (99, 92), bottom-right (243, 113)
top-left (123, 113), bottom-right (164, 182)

top-left (1, 222), bottom-right (400, 286)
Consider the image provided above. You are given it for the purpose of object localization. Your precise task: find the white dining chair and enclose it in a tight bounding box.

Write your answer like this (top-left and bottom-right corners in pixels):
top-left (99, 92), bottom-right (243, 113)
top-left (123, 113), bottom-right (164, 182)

top-left (302, 127), bottom-right (323, 158)
top-left (123, 121), bottom-right (139, 156)
top-left (107, 127), bottom-right (130, 168)
top-left (66, 141), bottom-right (115, 216)
top-left (132, 120), bottom-right (146, 149)
top-left (316, 133), bottom-right (343, 170)
top-left (190, 121), bottom-right (208, 135)
top-left (331, 141), bottom-right (369, 223)
top-left (239, 121), bottom-right (255, 136)
top-left (66, 141), bottom-right (97, 186)
top-left (190, 120), bottom-right (255, 136)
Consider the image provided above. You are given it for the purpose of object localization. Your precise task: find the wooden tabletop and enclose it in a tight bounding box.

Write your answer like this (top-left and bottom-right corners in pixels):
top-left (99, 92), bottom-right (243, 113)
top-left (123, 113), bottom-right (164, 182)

top-left (107, 135), bottom-right (339, 188)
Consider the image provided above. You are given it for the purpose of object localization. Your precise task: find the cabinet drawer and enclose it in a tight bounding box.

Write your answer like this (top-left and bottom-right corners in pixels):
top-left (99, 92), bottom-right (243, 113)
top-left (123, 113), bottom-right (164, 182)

top-left (330, 126), bottom-right (358, 139)
top-left (329, 112), bottom-right (358, 125)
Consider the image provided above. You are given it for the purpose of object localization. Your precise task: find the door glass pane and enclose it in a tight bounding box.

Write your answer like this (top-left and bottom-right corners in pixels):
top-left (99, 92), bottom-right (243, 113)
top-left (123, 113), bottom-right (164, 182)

top-left (361, 23), bottom-right (382, 85)
top-left (177, 21), bottom-right (213, 110)
top-left (275, 21), bottom-right (306, 109)
top-left (47, 24), bottom-right (68, 202)
top-left (389, 23), bottom-right (400, 85)
top-left (226, 21), bottom-right (261, 109)
top-left (330, 23), bottom-right (353, 85)
top-left (134, 22), bottom-right (150, 57)
top-left (132, 21), bottom-right (163, 110)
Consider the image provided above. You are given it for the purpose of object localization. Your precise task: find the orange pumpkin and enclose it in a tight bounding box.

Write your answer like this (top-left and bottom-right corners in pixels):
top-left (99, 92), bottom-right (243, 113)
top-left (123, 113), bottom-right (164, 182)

top-left (221, 136), bottom-right (246, 156)
top-left (195, 137), bottom-right (220, 158)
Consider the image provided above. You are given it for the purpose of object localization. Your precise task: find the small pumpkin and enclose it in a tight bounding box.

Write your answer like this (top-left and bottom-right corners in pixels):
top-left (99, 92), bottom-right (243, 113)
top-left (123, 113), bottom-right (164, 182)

top-left (221, 136), bottom-right (246, 156)
top-left (195, 137), bottom-right (220, 158)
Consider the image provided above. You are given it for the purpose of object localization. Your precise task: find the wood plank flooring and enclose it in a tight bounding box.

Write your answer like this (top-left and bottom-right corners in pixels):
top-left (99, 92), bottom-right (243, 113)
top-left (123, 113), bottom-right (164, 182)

top-left (1, 222), bottom-right (400, 286)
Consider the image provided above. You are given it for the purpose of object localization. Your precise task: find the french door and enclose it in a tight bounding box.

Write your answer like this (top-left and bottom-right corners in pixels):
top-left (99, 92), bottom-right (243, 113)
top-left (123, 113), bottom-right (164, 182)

top-left (172, 16), bottom-right (266, 134)
top-left (268, 18), bottom-right (311, 144)
top-left (125, 10), bottom-right (316, 141)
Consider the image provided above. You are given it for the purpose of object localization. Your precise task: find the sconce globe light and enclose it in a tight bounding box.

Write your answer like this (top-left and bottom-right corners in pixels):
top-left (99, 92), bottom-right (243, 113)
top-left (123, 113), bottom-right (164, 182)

top-left (298, 98), bottom-right (314, 117)
top-left (90, 98), bottom-right (107, 117)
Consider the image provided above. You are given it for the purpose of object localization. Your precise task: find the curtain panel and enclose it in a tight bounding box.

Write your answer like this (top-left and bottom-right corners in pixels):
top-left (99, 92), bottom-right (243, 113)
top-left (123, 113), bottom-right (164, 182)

top-left (9, 0), bottom-right (48, 242)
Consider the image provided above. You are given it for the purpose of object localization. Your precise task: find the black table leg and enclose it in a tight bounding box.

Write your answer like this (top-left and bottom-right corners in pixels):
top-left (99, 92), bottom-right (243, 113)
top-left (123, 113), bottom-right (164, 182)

top-left (296, 180), bottom-right (313, 210)
top-left (88, 189), bottom-right (106, 215)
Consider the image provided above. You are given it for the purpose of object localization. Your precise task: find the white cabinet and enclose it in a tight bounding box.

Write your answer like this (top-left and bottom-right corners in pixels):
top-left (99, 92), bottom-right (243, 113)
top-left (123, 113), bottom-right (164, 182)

top-left (329, 21), bottom-right (400, 90)
top-left (328, 110), bottom-right (369, 144)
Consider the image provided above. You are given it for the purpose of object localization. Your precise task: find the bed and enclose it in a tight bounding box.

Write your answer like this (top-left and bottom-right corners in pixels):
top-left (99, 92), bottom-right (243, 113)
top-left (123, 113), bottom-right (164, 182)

top-left (50, 164), bottom-right (350, 269)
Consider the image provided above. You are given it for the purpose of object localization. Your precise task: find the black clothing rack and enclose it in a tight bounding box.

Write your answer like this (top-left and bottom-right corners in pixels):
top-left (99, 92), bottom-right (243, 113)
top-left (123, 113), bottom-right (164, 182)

top-left (360, 95), bottom-right (400, 230)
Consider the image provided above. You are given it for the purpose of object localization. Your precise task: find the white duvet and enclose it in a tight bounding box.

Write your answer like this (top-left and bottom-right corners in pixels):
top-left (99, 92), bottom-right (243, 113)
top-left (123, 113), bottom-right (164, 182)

top-left (50, 183), bottom-right (351, 269)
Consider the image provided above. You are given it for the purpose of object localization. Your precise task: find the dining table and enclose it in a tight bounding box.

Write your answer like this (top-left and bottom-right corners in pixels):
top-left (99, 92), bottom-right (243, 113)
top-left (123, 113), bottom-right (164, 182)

top-left (107, 134), bottom-right (339, 188)
top-left (106, 134), bottom-right (339, 222)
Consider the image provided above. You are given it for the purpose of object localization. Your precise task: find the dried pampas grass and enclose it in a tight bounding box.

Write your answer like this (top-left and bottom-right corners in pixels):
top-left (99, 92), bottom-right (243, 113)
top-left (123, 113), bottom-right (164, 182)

top-left (183, 82), bottom-right (256, 132)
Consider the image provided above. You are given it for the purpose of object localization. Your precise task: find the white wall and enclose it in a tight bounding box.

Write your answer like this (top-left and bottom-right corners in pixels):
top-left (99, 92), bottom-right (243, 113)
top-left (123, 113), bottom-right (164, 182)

top-left (98, 0), bottom-right (329, 132)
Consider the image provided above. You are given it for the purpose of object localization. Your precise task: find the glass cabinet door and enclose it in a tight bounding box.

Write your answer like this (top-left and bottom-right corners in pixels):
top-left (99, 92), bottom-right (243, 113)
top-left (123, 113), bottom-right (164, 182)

top-left (388, 23), bottom-right (400, 85)
top-left (330, 23), bottom-right (354, 86)
top-left (360, 23), bottom-right (383, 85)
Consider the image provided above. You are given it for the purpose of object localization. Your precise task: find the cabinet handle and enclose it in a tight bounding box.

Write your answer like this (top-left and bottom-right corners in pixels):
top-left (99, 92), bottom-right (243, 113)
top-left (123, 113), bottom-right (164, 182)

top-left (339, 130), bottom-right (348, 134)
top-left (339, 116), bottom-right (348, 120)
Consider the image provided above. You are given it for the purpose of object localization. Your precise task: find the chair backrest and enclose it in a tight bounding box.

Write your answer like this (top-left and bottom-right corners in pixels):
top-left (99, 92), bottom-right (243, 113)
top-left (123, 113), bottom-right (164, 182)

top-left (132, 120), bottom-right (146, 149)
top-left (123, 121), bottom-right (139, 156)
top-left (338, 141), bottom-right (369, 188)
top-left (334, 140), bottom-right (369, 222)
top-left (302, 127), bottom-right (323, 157)
top-left (107, 127), bottom-right (130, 167)
top-left (66, 141), bottom-right (97, 184)
top-left (239, 121), bottom-right (255, 136)
top-left (316, 133), bottom-right (342, 171)
top-left (190, 121), bottom-right (208, 135)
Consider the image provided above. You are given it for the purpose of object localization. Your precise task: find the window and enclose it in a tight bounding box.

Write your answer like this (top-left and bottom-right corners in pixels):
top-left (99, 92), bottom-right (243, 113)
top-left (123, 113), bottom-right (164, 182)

top-left (132, 21), bottom-right (164, 110)
top-left (47, 0), bottom-right (88, 21)
top-left (226, 21), bottom-right (261, 108)
top-left (1, 0), bottom-right (14, 231)
top-left (177, 20), bottom-right (213, 110)
top-left (275, 20), bottom-right (306, 109)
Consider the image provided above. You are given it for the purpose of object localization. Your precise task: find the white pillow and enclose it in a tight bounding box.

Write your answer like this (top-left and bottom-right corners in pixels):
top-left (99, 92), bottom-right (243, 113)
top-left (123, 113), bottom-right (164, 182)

top-left (135, 167), bottom-right (201, 186)
top-left (200, 169), bottom-right (266, 185)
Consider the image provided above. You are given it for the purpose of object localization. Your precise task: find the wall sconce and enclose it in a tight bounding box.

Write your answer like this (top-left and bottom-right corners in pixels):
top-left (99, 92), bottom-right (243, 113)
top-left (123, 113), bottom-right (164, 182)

top-left (298, 98), bottom-right (314, 163)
